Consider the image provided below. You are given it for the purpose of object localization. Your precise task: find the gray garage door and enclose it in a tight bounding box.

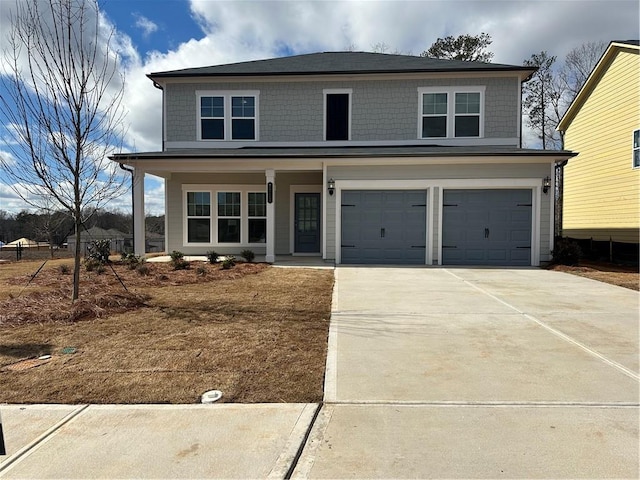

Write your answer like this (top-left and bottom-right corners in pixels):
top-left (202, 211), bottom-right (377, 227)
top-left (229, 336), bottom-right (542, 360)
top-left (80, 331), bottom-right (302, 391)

top-left (341, 190), bottom-right (426, 264)
top-left (442, 189), bottom-right (532, 266)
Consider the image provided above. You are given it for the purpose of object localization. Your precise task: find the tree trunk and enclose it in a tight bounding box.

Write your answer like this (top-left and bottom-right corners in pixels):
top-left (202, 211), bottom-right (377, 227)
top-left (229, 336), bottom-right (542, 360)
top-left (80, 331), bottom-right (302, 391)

top-left (72, 217), bottom-right (81, 301)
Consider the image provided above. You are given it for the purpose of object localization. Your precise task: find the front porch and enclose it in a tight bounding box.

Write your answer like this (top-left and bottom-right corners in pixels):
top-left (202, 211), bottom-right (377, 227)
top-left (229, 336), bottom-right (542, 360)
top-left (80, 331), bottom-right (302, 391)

top-left (129, 163), bottom-right (327, 263)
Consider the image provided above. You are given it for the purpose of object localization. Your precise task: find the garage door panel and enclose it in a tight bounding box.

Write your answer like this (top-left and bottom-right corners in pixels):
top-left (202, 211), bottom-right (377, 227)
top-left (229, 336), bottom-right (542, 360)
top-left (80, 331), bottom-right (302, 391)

top-left (341, 190), bottom-right (426, 264)
top-left (487, 249), bottom-right (508, 262)
top-left (443, 189), bottom-right (532, 266)
top-left (510, 229), bottom-right (531, 242)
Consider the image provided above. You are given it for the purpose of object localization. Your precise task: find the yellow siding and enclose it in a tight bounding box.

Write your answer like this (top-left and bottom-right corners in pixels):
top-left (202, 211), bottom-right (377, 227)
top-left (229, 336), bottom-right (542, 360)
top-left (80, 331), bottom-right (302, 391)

top-left (563, 48), bottom-right (640, 243)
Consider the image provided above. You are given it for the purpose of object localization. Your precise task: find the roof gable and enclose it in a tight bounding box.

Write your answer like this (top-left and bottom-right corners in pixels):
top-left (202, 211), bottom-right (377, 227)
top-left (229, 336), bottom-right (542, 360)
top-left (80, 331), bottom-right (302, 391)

top-left (558, 40), bottom-right (640, 131)
top-left (148, 51), bottom-right (534, 79)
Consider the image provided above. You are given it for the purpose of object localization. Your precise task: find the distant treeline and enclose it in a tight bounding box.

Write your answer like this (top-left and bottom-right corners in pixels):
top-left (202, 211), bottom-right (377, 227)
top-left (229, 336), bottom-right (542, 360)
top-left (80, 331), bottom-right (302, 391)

top-left (0, 209), bottom-right (164, 245)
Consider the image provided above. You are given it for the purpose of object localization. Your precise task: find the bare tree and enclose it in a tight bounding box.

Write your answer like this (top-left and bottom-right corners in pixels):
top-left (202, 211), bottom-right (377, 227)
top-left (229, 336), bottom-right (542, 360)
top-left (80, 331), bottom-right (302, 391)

top-left (0, 0), bottom-right (127, 300)
top-left (522, 51), bottom-right (565, 150)
top-left (560, 41), bottom-right (607, 101)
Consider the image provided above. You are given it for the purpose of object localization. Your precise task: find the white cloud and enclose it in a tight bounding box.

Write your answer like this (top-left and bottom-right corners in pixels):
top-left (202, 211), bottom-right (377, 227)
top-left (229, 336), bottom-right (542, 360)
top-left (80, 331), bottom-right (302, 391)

top-left (2, 0), bottom-right (639, 215)
top-left (134, 14), bottom-right (159, 37)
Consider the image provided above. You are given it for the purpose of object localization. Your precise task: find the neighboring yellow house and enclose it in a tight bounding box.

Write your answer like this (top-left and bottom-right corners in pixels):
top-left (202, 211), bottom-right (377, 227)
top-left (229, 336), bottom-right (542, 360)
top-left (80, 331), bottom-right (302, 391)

top-left (558, 40), bottom-right (639, 247)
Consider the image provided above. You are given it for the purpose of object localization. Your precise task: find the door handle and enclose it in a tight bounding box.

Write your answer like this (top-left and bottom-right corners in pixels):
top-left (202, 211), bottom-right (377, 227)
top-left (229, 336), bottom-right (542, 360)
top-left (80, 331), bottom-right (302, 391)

top-left (381, 228), bottom-right (385, 238)
top-left (484, 228), bottom-right (489, 239)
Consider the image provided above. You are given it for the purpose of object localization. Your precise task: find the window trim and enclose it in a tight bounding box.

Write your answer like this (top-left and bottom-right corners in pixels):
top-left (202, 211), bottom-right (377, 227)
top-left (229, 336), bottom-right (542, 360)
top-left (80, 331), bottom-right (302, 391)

top-left (182, 185), bottom-right (267, 246)
top-left (417, 86), bottom-right (485, 139)
top-left (633, 129), bottom-right (639, 169)
top-left (323, 88), bottom-right (352, 141)
top-left (196, 91), bottom-right (260, 142)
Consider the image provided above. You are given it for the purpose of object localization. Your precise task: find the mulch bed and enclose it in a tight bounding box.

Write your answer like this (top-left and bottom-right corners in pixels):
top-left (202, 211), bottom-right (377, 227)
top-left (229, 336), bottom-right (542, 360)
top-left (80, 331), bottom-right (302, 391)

top-left (1, 261), bottom-right (269, 326)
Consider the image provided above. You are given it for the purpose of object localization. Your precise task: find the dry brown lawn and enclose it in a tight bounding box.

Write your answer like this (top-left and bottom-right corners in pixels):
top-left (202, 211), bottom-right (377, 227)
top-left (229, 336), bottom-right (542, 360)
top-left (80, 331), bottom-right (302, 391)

top-left (0, 258), bottom-right (334, 404)
top-left (548, 261), bottom-right (639, 291)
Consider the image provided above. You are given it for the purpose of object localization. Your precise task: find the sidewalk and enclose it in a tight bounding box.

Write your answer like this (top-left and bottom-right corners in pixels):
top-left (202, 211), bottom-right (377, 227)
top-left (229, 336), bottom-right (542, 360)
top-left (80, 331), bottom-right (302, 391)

top-left (0, 404), bottom-right (317, 479)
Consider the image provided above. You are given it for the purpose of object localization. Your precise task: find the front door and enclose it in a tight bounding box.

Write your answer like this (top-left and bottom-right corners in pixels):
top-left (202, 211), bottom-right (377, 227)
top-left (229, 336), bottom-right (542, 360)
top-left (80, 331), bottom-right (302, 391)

top-left (295, 193), bottom-right (321, 253)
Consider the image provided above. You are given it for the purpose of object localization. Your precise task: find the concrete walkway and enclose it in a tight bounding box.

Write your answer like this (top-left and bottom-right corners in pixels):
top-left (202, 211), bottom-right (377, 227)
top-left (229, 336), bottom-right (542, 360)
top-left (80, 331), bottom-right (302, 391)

top-left (292, 267), bottom-right (639, 479)
top-left (0, 404), bottom-right (317, 479)
top-left (1, 267), bottom-right (638, 478)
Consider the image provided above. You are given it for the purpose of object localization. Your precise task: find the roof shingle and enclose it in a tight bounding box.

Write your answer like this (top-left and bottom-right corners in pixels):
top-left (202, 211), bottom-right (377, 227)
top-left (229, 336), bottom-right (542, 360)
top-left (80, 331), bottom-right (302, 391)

top-left (148, 51), bottom-right (535, 79)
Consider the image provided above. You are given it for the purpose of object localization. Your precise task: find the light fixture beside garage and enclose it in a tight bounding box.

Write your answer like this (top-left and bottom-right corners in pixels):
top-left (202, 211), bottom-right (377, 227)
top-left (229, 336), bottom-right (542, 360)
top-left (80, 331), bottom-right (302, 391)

top-left (543, 176), bottom-right (551, 194)
top-left (328, 178), bottom-right (335, 196)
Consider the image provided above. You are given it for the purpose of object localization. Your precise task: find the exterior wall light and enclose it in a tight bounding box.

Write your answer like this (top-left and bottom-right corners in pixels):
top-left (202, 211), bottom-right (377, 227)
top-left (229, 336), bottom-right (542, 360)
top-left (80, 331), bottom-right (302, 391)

top-left (543, 176), bottom-right (551, 194)
top-left (328, 178), bottom-right (335, 196)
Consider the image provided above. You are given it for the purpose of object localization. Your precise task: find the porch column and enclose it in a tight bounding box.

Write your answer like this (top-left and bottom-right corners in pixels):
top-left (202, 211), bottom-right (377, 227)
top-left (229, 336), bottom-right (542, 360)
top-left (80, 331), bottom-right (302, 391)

top-left (133, 168), bottom-right (145, 256)
top-left (265, 169), bottom-right (276, 263)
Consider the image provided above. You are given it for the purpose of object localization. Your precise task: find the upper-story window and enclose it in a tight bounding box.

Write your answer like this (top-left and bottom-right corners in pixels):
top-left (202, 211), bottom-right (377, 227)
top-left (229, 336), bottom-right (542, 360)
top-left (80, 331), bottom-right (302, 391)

top-left (197, 91), bottom-right (259, 141)
top-left (324, 89), bottom-right (352, 141)
top-left (418, 87), bottom-right (485, 139)
top-left (633, 129), bottom-right (639, 168)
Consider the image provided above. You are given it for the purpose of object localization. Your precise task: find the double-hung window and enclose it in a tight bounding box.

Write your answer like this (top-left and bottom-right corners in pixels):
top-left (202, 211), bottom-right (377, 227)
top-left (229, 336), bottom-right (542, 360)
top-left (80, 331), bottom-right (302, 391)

top-left (419, 87), bottom-right (484, 139)
top-left (200, 96), bottom-right (225, 140)
top-left (248, 193), bottom-right (266, 243)
top-left (198, 91), bottom-right (259, 141)
top-left (454, 92), bottom-right (481, 137)
top-left (217, 192), bottom-right (241, 243)
top-left (186, 192), bottom-right (211, 243)
top-left (421, 93), bottom-right (448, 137)
top-left (633, 129), bottom-right (639, 168)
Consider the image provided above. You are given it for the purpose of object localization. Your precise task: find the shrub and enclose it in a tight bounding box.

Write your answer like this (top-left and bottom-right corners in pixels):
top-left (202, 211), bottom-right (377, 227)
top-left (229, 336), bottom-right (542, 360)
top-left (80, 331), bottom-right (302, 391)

top-left (552, 238), bottom-right (582, 266)
top-left (58, 264), bottom-right (71, 275)
top-left (87, 239), bottom-right (111, 264)
top-left (240, 249), bottom-right (255, 262)
top-left (172, 258), bottom-right (190, 270)
top-left (221, 255), bottom-right (236, 270)
top-left (169, 250), bottom-right (189, 270)
top-left (206, 250), bottom-right (219, 264)
top-left (136, 263), bottom-right (151, 276)
top-left (121, 252), bottom-right (142, 270)
top-left (169, 250), bottom-right (184, 261)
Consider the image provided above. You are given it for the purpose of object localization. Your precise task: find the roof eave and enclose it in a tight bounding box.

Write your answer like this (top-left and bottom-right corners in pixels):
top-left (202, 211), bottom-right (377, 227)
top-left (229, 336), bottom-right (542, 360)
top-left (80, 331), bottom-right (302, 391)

top-left (147, 66), bottom-right (537, 80)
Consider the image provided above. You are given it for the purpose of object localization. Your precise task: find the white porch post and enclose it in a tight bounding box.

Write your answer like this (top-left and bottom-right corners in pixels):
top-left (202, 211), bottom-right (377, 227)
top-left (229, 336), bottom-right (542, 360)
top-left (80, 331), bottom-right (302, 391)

top-left (265, 169), bottom-right (276, 263)
top-left (133, 168), bottom-right (145, 256)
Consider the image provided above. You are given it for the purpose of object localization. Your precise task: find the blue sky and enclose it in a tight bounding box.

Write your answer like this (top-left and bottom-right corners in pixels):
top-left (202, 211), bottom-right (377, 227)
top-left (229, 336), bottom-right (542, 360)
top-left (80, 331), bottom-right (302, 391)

top-left (103, 0), bottom-right (201, 53)
top-left (1, 0), bottom-right (639, 216)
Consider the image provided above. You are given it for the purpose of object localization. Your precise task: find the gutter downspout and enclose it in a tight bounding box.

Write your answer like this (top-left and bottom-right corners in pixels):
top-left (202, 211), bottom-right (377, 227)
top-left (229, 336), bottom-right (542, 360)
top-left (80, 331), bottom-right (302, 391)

top-left (152, 81), bottom-right (165, 151)
top-left (119, 163), bottom-right (135, 253)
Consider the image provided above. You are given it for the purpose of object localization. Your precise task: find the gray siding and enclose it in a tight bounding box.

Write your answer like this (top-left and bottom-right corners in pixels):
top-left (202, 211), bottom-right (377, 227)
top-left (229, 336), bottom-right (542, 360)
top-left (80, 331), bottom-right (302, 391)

top-left (326, 163), bottom-right (551, 264)
top-left (165, 77), bottom-right (519, 143)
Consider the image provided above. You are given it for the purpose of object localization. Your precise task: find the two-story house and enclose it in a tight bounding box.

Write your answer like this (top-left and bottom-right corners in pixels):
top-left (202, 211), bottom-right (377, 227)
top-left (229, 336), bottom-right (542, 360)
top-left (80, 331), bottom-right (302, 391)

top-left (558, 40), bottom-right (639, 257)
top-left (111, 52), bottom-right (575, 266)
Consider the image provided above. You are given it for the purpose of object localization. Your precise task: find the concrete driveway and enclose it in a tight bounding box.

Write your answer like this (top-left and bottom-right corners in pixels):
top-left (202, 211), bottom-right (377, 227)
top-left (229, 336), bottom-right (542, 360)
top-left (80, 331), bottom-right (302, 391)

top-left (293, 267), bottom-right (639, 479)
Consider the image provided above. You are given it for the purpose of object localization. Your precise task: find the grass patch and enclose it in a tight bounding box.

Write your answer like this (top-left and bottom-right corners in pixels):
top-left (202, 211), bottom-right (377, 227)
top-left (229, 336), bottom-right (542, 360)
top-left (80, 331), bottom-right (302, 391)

top-left (0, 259), bottom-right (334, 403)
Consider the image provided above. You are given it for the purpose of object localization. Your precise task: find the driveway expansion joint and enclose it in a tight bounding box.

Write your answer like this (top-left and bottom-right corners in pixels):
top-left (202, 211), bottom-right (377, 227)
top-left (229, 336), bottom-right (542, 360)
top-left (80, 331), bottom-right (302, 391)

top-left (0, 404), bottom-right (88, 475)
top-left (443, 268), bottom-right (640, 382)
